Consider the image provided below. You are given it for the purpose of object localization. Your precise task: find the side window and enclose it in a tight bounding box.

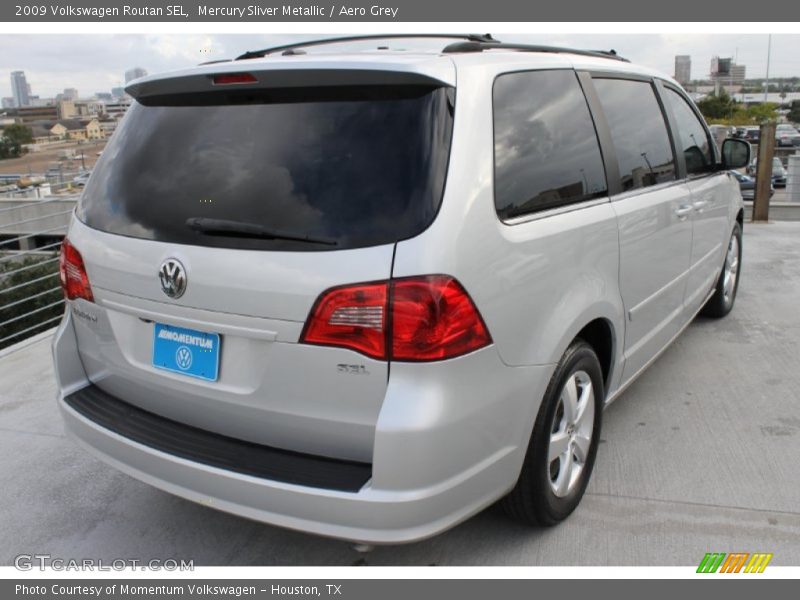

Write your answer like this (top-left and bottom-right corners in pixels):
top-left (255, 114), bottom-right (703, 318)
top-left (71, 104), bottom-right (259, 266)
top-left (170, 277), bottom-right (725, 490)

top-left (592, 78), bottom-right (676, 192)
top-left (664, 87), bottom-right (714, 175)
top-left (493, 70), bottom-right (607, 220)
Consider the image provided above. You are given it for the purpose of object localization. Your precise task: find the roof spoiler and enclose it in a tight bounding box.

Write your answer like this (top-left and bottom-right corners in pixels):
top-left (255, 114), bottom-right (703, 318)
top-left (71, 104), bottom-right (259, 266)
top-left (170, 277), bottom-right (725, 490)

top-left (126, 67), bottom-right (454, 102)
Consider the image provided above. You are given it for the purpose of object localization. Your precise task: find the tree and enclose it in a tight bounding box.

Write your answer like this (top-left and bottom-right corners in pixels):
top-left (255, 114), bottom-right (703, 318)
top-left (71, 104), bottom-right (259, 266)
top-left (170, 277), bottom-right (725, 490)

top-left (745, 103), bottom-right (779, 124)
top-left (3, 124), bottom-right (33, 145)
top-left (697, 90), bottom-right (737, 120)
top-left (0, 123), bottom-right (33, 159)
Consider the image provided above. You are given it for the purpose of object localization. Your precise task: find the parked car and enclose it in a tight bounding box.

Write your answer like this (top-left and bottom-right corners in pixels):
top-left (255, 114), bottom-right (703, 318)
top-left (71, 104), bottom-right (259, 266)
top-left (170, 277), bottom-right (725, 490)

top-left (775, 123), bottom-right (800, 147)
top-left (52, 35), bottom-right (749, 544)
top-left (71, 171), bottom-right (91, 187)
top-left (729, 170), bottom-right (773, 200)
top-left (747, 156), bottom-right (787, 187)
top-left (735, 126), bottom-right (760, 143)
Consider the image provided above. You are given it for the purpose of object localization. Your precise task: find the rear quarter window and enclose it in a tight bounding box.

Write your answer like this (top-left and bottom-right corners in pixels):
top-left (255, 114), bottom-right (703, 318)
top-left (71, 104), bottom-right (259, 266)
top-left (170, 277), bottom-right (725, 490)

top-left (592, 77), bottom-right (676, 192)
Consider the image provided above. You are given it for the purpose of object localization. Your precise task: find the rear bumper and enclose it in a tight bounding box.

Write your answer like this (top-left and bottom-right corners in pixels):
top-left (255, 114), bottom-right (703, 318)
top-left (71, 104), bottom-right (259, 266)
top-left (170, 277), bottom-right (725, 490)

top-left (54, 310), bottom-right (553, 544)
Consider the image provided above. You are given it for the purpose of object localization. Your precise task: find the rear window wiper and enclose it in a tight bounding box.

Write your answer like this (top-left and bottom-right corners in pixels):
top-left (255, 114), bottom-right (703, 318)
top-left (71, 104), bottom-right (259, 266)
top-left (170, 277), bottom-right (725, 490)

top-left (186, 217), bottom-right (338, 246)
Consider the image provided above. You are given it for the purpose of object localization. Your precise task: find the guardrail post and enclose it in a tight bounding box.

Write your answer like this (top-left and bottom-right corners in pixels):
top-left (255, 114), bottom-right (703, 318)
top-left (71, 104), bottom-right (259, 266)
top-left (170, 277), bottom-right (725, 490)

top-left (752, 122), bottom-right (776, 223)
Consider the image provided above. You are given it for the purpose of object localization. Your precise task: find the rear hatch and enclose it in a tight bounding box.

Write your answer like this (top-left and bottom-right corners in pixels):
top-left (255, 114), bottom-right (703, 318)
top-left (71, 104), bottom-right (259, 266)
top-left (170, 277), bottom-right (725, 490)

top-left (68, 64), bottom-right (454, 462)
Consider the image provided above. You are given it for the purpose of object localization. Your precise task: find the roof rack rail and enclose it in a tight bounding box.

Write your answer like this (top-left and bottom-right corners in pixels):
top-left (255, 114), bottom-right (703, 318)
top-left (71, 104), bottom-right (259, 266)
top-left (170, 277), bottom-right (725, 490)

top-left (235, 34), bottom-right (499, 60)
top-left (441, 41), bottom-right (629, 62)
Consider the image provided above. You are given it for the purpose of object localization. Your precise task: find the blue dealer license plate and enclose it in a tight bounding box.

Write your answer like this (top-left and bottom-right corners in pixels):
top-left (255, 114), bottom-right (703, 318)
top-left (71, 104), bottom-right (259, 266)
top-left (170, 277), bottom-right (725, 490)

top-left (152, 323), bottom-right (220, 382)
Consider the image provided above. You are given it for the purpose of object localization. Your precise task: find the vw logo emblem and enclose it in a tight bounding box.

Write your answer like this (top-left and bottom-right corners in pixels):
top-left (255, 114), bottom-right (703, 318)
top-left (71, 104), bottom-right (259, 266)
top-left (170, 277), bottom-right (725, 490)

top-left (175, 346), bottom-right (193, 371)
top-left (159, 258), bottom-right (187, 299)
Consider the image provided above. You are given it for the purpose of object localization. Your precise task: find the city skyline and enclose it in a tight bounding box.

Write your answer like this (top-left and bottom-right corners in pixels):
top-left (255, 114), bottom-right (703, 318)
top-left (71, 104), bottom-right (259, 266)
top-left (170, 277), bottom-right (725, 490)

top-left (2, 33), bottom-right (800, 100)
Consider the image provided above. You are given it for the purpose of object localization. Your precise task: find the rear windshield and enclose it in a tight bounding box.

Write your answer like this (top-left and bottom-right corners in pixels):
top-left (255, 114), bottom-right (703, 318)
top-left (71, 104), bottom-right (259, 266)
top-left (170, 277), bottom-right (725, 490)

top-left (78, 85), bottom-right (454, 251)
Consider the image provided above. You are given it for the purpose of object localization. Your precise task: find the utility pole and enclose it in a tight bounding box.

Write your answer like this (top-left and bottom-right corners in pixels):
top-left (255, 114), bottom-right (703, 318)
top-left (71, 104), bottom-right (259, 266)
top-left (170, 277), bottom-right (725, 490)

top-left (764, 34), bottom-right (772, 103)
top-left (752, 122), bottom-right (776, 223)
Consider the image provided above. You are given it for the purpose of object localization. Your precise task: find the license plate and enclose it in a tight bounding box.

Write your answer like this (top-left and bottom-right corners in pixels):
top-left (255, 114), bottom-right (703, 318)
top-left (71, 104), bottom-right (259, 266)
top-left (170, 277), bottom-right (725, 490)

top-left (152, 323), bottom-right (220, 382)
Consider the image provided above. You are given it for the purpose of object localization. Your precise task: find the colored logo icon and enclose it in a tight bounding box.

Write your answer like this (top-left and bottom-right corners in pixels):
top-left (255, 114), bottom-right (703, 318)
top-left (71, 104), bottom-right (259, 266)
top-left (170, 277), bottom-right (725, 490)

top-left (697, 552), bottom-right (773, 573)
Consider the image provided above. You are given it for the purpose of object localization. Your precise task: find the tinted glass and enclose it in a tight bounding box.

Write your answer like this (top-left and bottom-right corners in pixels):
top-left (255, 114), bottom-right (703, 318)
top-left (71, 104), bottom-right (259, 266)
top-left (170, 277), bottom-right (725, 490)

top-left (593, 78), bottom-right (676, 192)
top-left (78, 86), bottom-right (453, 251)
top-left (493, 70), bottom-right (607, 220)
top-left (664, 88), bottom-right (714, 175)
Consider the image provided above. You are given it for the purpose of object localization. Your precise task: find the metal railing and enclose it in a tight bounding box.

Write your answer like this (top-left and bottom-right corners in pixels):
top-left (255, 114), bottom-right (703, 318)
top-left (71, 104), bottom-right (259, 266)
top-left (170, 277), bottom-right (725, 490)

top-left (0, 193), bottom-right (77, 349)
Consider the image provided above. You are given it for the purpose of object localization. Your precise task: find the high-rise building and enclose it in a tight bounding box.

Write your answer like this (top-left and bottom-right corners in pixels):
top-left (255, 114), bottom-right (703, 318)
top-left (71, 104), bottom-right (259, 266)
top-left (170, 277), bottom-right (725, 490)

top-left (710, 57), bottom-right (746, 87)
top-left (58, 100), bottom-right (77, 119)
top-left (10, 71), bottom-right (30, 107)
top-left (674, 55), bottom-right (691, 85)
top-left (62, 88), bottom-right (79, 101)
top-left (124, 67), bottom-right (148, 83)
top-left (729, 64), bottom-right (746, 85)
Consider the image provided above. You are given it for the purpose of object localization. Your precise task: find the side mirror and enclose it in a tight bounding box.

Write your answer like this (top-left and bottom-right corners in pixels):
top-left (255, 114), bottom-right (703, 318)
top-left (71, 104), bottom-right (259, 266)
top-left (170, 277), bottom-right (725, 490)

top-left (721, 138), bottom-right (751, 169)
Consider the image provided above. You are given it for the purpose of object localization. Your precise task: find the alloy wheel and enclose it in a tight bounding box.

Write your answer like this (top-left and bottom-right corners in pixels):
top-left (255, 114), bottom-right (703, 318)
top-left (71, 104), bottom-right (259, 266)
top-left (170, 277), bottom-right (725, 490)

top-left (548, 370), bottom-right (595, 498)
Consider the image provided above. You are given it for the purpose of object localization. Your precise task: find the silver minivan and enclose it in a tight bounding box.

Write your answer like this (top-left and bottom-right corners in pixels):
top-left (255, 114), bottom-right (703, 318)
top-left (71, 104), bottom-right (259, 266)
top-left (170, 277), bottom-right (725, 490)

top-left (53, 36), bottom-right (750, 544)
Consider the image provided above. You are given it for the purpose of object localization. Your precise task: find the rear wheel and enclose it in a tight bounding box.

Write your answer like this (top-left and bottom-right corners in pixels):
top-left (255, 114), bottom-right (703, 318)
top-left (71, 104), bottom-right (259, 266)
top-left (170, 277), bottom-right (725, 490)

top-left (501, 340), bottom-right (604, 526)
top-left (701, 222), bottom-right (742, 318)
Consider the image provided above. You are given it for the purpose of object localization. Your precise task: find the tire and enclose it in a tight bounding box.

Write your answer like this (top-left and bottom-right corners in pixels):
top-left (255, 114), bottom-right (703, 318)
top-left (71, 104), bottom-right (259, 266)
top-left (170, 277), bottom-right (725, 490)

top-left (701, 222), bottom-right (742, 319)
top-left (501, 340), bottom-right (604, 526)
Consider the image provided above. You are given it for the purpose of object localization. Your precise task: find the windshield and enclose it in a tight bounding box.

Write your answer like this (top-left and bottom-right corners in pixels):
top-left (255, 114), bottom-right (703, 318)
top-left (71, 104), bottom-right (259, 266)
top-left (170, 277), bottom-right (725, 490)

top-left (78, 85), bottom-right (454, 251)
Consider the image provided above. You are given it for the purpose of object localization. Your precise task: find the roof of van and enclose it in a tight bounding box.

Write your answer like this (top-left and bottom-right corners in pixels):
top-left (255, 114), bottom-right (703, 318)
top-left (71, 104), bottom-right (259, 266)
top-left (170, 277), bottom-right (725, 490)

top-left (125, 42), bottom-right (678, 99)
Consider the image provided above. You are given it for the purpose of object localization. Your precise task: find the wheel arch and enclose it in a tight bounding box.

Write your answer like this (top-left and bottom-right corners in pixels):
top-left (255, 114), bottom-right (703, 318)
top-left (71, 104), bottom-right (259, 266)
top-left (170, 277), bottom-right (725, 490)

top-left (575, 318), bottom-right (616, 393)
top-left (546, 305), bottom-right (623, 398)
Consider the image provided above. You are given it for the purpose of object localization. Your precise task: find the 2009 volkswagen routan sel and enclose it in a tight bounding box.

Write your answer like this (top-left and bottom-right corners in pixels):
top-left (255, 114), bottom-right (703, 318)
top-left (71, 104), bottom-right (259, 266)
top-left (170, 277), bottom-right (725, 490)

top-left (53, 35), bottom-right (751, 544)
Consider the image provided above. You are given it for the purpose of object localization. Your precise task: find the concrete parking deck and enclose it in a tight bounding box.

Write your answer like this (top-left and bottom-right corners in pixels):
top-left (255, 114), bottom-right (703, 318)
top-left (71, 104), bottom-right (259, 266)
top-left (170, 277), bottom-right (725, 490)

top-left (1, 222), bottom-right (799, 566)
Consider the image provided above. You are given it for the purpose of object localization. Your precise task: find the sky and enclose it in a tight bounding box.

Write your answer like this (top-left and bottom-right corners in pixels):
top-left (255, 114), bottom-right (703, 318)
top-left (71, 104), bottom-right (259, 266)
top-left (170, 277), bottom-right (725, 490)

top-left (1, 33), bottom-right (799, 99)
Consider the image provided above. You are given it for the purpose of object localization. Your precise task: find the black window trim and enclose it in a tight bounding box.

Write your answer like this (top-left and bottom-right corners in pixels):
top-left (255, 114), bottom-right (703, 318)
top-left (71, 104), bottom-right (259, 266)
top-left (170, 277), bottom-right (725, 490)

top-left (491, 67), bottom-right (611, 225)
top-left (576, 71), bottom-right (621, 197)
top-left (582, 71), bottom-right (684, 201)
top-left (657, 79), bottom-right (722, 181)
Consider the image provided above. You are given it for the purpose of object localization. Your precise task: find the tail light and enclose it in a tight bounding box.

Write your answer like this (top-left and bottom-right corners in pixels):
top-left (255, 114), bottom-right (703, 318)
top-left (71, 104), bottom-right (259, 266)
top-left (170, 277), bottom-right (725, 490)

top-left (301, 282), bottom-right (388, 359)
top-left (300, 276), bottom-right (491, 361)
top-left (212, 73), bottom-right (258, 85)
top-left (59, 238), bottom-right (94, 302)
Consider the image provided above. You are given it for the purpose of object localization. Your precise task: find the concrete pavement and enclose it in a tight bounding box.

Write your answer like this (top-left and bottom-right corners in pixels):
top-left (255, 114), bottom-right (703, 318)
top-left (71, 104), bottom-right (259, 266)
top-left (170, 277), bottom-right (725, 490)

top-left (1, 222), bottom-right (799, 566)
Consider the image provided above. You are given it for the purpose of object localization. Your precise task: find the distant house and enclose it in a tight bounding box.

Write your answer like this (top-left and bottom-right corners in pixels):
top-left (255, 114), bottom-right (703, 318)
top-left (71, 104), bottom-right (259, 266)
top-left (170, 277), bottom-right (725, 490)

top-left (49, 118), bottom-right (103, 141)
top-left (30, 123), bottom-right (58, 144)
top-left (97, 116), bottom-right (119, 136)
top-left (84, 119), bottom-right (103, 139)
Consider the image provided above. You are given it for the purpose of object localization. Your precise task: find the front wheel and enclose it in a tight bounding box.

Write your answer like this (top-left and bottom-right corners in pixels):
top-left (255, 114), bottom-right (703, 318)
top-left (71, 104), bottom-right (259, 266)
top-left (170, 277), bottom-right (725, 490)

top-left (501, 340), bottom-right (604, 526)
top-left (701, 222), bottom-right (742, 318)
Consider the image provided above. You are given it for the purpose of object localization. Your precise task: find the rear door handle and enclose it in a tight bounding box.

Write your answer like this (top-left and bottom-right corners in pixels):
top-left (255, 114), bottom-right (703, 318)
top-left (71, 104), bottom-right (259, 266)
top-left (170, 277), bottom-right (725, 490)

top-left (693, 199), bottom-right (708, 212)
top-left (675, 204), bottom-right (693, 218)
